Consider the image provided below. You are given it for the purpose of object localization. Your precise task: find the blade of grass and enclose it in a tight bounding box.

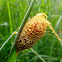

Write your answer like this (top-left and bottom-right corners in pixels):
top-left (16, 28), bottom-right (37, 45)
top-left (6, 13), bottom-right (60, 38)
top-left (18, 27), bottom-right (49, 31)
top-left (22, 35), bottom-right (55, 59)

top-left (0, 27), bottom-right (19, 51)
top-left (55, 16), bottom-right (62, 46)
top-left (0, 32), bottom-right (14, 51)
top-left (30, 55), bottom-right (59, 62)
top-left (7, 0), bottom-right (35, 62)
top-left (9, 0), bottom-right (35, 55)
top-left (7, 0), bottom-right (13, 43)
top-left (7, 46), bottom-right (16, 62)
top-left (30, 48), bottom-right (46, 62)
top-left (55, 16), bottom-right (62, 30)
top-left (7, 0), bottom-right (12, 34)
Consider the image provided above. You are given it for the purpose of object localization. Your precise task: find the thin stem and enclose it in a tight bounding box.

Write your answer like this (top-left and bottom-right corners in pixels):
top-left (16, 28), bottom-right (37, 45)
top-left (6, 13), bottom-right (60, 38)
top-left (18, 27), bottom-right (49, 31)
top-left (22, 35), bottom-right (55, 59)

top-left (30, 48), bottom-right (46, 62)
top-left (49, 25), bottom-right (62, 41)
top-left (0, 32), bottom-right (14, 51)
top-left (0, 27), bottom-right (19, 51)
top-left (9, 0), bottom-right (35, 55)
top-left (49, 25), bottom-right (62, 46)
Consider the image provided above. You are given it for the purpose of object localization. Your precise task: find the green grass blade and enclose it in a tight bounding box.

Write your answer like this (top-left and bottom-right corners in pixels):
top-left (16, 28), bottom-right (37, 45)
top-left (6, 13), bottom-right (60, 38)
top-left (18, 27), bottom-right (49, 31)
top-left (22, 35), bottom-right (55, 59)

top-left (7, 0), bottom-right (13, 44)
top-left (7, 0), bottom-right (13, 34)
top-left (55, 16), bottom-right (62, 30)
top-left (9, 0), bottom-right (35, 54)
top-left (7, 46), bottom-right (16, 62)
top-left (30, 48), bottom-right (46, 62)
top-left (7, 0), bottom-right (35, 62)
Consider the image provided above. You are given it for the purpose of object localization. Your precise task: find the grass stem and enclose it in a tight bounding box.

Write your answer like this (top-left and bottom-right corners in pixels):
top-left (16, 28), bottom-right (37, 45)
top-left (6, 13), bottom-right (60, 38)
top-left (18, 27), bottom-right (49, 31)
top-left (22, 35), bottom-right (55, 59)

top-left (30, 48), bottom-right (46, 62)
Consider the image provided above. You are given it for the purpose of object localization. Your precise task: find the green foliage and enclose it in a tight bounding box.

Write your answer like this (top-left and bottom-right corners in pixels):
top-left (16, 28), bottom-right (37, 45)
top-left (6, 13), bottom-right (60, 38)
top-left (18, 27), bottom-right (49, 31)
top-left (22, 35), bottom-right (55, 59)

top-left (0, 0), bottom-right (62, 62)
top-left (7, 47), bottom-right (16, 62)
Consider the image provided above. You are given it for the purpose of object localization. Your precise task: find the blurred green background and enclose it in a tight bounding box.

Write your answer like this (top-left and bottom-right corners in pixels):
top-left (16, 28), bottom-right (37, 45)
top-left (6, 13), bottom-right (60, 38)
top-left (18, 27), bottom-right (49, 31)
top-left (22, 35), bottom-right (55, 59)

top-left (0, 0), bottom-right (62, 62)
